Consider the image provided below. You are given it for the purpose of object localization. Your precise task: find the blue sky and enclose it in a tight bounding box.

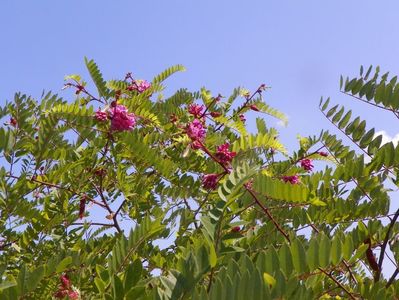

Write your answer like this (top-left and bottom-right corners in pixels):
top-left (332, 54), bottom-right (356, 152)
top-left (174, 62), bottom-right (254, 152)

top-left (2, 0), bottom-right (399, 276)
top-left (2, 0), bottom-right (399, 150)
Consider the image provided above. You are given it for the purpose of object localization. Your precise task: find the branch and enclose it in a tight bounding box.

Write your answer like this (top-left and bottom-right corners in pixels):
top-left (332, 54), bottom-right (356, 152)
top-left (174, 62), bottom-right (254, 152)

top-left (245, 187), bottom-right (290, 242)
top-left (376, 207), bottom-right (399, 281)
top-left (340, 91), bottom-right (399, 120)
top-left (319, 268), bottom-right (357, 300)
top-left (386, 268), bottom-right (399, 288)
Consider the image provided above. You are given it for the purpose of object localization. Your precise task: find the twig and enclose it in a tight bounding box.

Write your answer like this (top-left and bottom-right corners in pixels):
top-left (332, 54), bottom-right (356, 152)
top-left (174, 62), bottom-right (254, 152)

top-left (376, 207), bottom-right (399, 281)
top-left (319, 268), bottom-right (357, 300)
top-left (245, 188), bottom-right (290, 241)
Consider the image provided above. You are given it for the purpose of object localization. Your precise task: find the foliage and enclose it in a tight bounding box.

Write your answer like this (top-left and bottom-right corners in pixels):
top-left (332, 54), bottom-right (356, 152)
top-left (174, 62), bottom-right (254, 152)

top-left (1, 60), bottom-right (399, 299)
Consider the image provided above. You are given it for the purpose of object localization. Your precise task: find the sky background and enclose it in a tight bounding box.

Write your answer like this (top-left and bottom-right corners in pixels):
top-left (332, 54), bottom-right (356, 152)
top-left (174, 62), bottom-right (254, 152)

top-left (1, 0), bottom-right (399, 149)
top-left (1, 0), bottom-right (399, 276)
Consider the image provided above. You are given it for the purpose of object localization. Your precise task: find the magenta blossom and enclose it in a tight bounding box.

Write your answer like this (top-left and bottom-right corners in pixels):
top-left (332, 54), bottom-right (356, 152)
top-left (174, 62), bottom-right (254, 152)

top-left (188, 104), bottom-right (204, 118)
top-left (239, 114), bottom-right (246, 122)
top-left (318, 151), bottom-right (328, 157)
top-left (215, 143), bottom-right (236, 164)
top-left (127, 79), bottom-right (151, 93)
top-left (282, 175), bottom-right (300, 184)
top-left (60, 275), bottom-right (71, 289)
top-left (67, 291), bottom-right (79, 300)
top-left (186, 119), bottom-right (206, 141)
top-left (300, 159), bottom-right (314, 172)
top-left (202, 174), bottom-right (219, 190)
top-left (136, 80), bottom-right (151, 93)
top-left (109, 104), bottom-right (136, 131)
top-left (191, 141), bottom-right (203, 150)
top-left (94, 110), bottom-right (108, 122)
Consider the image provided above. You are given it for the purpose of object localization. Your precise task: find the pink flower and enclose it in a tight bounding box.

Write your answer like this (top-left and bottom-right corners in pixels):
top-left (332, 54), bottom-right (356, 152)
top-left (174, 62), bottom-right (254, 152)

top-left (239, 114), bottom-right (246, 122)
top-left (60, 275), bottom-right (71, 289)
top-left (10, 117), bottom-right (17, 127)
top-left (136, 80), bottom-right (151, 93)
top-left (210, 111), bottom-right (221, 118)
top-left (282, 175), bottom-right (300, 184)
top-left (300, 159), bottom-right (313, 172)
top-left (188, 104), bottom-right (204, 118)
top-left (202, 174), bottom-right (219, 190)
top-left (215, 143), bottom-right (236, 164)
top-left (68, 291), bottom-right (79, 300)
top-left (109, 104), bottom-right (136, 131)
top-left (94, 110), bottom-right (108, 122)
top-left (191, 141), bottom-right (203, 150)
top-left (55, 274), bottom-right (78, 299)
top-left (54, 290), bottom-right (68, 299)
top-left (186, 119), bottom-right (206, 141)
top-left (244, 179), bottom-right (253, 189)
top-left (231, 226), bottom-right (241, 233)
top-left (127, 80), bottom-right (151, 93)
top-left (318, 151), bottom-right (328, 157)
top-left (249, 105), bottom-right (259, 112)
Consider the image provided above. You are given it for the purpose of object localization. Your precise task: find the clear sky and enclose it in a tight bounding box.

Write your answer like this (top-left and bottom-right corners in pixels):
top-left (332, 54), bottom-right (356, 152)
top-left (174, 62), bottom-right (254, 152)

top-left (1, 0), bottom-right (399, 275)
top-left (2, 0), bottom-right (399, 149)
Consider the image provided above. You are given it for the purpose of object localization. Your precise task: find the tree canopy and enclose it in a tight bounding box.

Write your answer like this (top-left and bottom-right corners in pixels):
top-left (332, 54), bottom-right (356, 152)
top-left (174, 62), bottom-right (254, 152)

top-left (0, 61), bottom-right (399, 299)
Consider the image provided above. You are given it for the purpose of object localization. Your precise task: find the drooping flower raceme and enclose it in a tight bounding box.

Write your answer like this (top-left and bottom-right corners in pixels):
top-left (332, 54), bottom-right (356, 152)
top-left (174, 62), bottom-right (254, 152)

top-left (54, 275), bottom-right (79, 299)
top-left (186, 119), bottom-right (206, 141)
top-left (188, 104), bottom-right (204, 118)
top-left (215, 143), bottom-right (236, 164)
top-left (300, 159), bottom-right (314, 172)
top-left (202, 173), bottom-right (219, 190)
top-left (109, 104), bottom-right (136, 131)
top-left (94, 110), bottom-right (108, 122)
top-left (282, 175), bottom-right (300, 184)
top-left (127, 79), bottom-right (151, 93)
top-left (136, 80), bottom-right (151, 93)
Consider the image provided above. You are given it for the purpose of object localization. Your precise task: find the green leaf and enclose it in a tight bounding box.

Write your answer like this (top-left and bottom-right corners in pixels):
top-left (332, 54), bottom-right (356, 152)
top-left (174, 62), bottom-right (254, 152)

top-left (0, 281), bottom-right (17, 291)
top-left (84, 57), bottom-right (108, 98)
top-left (343, 236), bottom-right (354, 261)
top-left (112, 275), bottom-right (124, 299)
top-left (348, 244), bottom-right (369, 264)
top-left (338, 110), bottom-right (352, 129)
top-left (290, 239), bottom-right (307, 273)
top-left (326, 105), bottom-right (338, 118)
top-left (94, 278), bottom-right (106, 294)
top-left (208, 243), bottom-right (217, 268)
top-left (124, 259), bottom-right (142, 290)
top-left (318, 234), bottom-right (331, 268)
top-left (307, 238), bottom-right (319, 271)
top-left (263, 272), bottom-right (276, 288)
top-left (125, 286), bottom-right (146, 300)
top-left (56, 257), bottom-right (72, 273)
top-left (26, 266), bottom-right (45, 292)
top-left (330, 237), bottom-right (343, 265)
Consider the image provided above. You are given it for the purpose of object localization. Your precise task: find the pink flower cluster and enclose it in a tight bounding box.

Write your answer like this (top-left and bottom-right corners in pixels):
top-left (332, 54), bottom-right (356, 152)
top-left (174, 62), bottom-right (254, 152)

top-left (136, 80), bottom-right (151, 92)
top-left (54, 275), bottom-right (79, 299)
top-left (215, 143), bottom-right (236, 164)
top-left (186, 119), bottom-right (206, 141)
top-left (110, 104), bottom-right (136, 131)
top-left (202, 173), bottom-right (219, 190)
top-left (300, 159), bottom-right (313, 172)
top-left (282, 175), bottom-right (300, 184)
top-left (94, 104), bottom-right (136, 132)
top-left (94, 110), bottom-right (108, 122)
top-left (188, 104), bottom-right (204, 118)
top-left (127, 80), bottom-right (151, 93)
